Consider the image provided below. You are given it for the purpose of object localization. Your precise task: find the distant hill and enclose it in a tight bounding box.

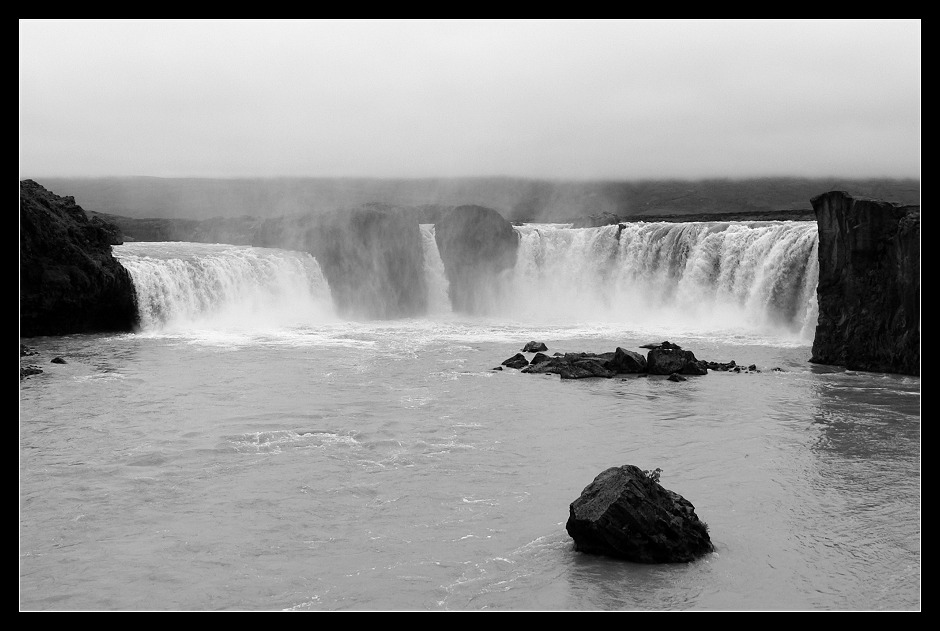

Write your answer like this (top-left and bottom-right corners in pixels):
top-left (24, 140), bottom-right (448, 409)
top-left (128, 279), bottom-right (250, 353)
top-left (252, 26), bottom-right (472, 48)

top-left (35, 176), bottom-right (920, 223)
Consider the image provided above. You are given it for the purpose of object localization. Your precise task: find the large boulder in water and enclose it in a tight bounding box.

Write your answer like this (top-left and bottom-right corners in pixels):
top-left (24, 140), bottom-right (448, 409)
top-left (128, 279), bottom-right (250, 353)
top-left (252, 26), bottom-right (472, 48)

top-left (501, 353), bottom-right (529, 369)
top-left (646, 347), bottom-right (707, 375)
top-left (810, 191), bottom-right (920, 376)
top-left (434, 205), bottom-right (519, 313)
top-left (304, 205), bottom-right (427, 319)
top-left (566, 465), bottom-right (714, 563)
top-left (607, 347), bottom-right (647, 373)
top-left (521, 340), bottom-right (548, 352)
top-left (19, 180), bottom-right (139, 337)
top-left (560, 359), bottom-right (616, 379)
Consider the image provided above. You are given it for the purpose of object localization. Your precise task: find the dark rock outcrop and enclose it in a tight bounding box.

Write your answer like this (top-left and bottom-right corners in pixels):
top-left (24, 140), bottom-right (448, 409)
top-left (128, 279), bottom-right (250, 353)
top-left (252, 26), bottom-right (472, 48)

top-left (810, 191), bottom-right (920, 376)
top-left (529, 352), bottom-right (552, 365)
top-left (303, 206), bottom-right (427, 319)
top-left (501, 353), bottom-right (529, 369)
top-left (520, 356), bottom-right (563, 374)
top-left (511, 344), bottom-right (734, 379)
top-left (607, 347), bottom-right (647, 373)
top-left (566, 465), bottom-right (714, 563)
top-left (560, 359), bottom-right (616, 380)
top-left (705, 360), bottom-right (736, 372)
top-left (639, 340), bottom-right (682, 350)
top-left (20, 365), bottom-right (43, 378)
top-left (20, 180), bottom-right (139, 337)
top-left (522, 340), bottom-right (548, 352)
top-left (647, 347), bottom-right (708, 375)
top-left (434, 205), bottom-right (519, 314)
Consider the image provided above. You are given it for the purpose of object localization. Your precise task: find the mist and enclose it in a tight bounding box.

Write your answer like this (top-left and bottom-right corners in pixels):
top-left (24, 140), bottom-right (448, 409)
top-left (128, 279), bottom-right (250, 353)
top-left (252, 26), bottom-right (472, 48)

top-left (19, 19), bottom-right (920, 182)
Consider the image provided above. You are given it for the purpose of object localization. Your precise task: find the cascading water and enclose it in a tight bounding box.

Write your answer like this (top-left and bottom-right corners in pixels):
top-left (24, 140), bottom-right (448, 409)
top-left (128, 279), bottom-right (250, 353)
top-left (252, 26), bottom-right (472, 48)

top-left (420, 224), bottom-right (452, 315)
top-left (113, 242), bottom-right (336, 332)
top-left (112, 221), bottom-right (819, 342)
top-left (503, 221), bottom-right (819, 340)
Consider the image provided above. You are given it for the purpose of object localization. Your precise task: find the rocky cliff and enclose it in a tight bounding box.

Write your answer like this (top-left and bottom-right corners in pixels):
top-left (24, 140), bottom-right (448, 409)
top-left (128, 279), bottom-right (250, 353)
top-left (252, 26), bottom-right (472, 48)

top-left (434, 205), bottom-right (520, 314)
top-left (303, 205), bottom-right (428, 319)
top-left (20, 180), bottom-right (139, 337)
top-left (810, 191), bottom-right (920, 376)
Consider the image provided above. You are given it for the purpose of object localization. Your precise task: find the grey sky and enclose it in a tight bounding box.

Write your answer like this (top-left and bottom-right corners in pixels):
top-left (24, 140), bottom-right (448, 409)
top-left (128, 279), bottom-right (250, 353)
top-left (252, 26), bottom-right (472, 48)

top-left (19, 19), bottom-right (921, 180)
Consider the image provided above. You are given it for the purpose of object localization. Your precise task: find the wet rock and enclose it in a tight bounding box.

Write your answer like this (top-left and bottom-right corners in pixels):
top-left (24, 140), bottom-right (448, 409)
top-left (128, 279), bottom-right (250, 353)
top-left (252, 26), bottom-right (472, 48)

top-left (667, 373), bottom-right (686, 382)
top-left (521, 360), bottom-right (562, 375)
top-left (50, 357), bottom-right (67, 364)
top-left (647, 347), bottom-right (706, 375)
top-left (559, 359), bottom-right (616, 379)
top-left (566, 465), bottom-right (714, 563)
top-left (640, 340), bottom-right (682, 350)
top-left (530, 352), bottom-right (552, 364)
top-left (501, 353), bottom-right (529, 369)
top-left (522, 341), bottom-right (548, 352)
top-left (504, 345), bottom-right (742, 381)
top-left (20, 365), bottom-right (43, 378)
top-left (705, 360), bottom-right (736, 371)
top-left (606, 347), bottom-right (647, 373)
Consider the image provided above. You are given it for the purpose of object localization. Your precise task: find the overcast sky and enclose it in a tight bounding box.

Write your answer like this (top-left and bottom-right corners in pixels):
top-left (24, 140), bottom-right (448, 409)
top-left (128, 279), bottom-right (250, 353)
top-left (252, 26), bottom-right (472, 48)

top-left (19, 19), bottom-right (920, 181)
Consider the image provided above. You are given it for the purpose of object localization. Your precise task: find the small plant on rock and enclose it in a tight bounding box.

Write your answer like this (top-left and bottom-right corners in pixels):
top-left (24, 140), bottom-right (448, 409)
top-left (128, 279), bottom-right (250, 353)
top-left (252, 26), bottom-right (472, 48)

top-left (644, 467), bottom-right (663, 484)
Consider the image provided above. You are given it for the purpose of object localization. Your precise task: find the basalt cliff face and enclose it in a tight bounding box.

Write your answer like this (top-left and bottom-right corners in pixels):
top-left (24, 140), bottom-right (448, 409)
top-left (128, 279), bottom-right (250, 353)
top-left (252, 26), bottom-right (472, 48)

top-left (434, 205), bottom-right (519, 314)
top-left (20, 180), bottom-right (139, 337)
top-left (302, 205), bottom-right (428, 319)
top-left (810, 191), bottom-right (920, 376)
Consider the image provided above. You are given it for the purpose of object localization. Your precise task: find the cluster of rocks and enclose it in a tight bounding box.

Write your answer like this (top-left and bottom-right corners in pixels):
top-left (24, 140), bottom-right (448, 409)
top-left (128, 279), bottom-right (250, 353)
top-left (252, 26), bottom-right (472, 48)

top-left (497, 340), bottom-right (762, 380)
top-left (20, 344), bottom-right (42, 378)
top-left (20, 344), bottom-right (69, 379)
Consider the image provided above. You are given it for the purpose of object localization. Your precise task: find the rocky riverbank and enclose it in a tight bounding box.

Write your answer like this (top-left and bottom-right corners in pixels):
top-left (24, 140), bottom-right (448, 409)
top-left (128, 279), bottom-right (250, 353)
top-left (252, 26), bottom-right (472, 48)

top-left (20, 180), bottom-right (138, 337)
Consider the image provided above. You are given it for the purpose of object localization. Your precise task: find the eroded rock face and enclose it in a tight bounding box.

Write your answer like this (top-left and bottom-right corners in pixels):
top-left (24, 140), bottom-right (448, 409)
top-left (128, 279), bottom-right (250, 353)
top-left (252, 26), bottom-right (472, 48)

top-left (434, 205), bottom-right (519, 314)
top-left (810, 191), bottom-right (920, 376)
top-left (20, 180), bottom-right (139, 337)
top-left (303, 206), bottom-right (427, 319)
top-left (566, 465), bottom-right (714, 563)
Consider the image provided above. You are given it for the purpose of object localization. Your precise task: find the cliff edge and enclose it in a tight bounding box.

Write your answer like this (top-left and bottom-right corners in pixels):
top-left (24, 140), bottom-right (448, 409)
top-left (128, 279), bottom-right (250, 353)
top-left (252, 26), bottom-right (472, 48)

top-left (810, 191), bottom-right (919, 376)
top-left (20, 180), bottom-right (139, 337)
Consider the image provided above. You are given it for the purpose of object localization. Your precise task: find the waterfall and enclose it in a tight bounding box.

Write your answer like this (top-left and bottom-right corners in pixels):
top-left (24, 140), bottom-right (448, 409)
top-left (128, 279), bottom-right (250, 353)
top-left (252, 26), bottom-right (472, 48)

top-left (113, 242), bottom-right (336, 332)
top-left (420, 224), bottom-right (452, 315)
top-left (505, 221), bottom-right (819, 339)
top-left (111, 221), bottom-right (820, 341)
